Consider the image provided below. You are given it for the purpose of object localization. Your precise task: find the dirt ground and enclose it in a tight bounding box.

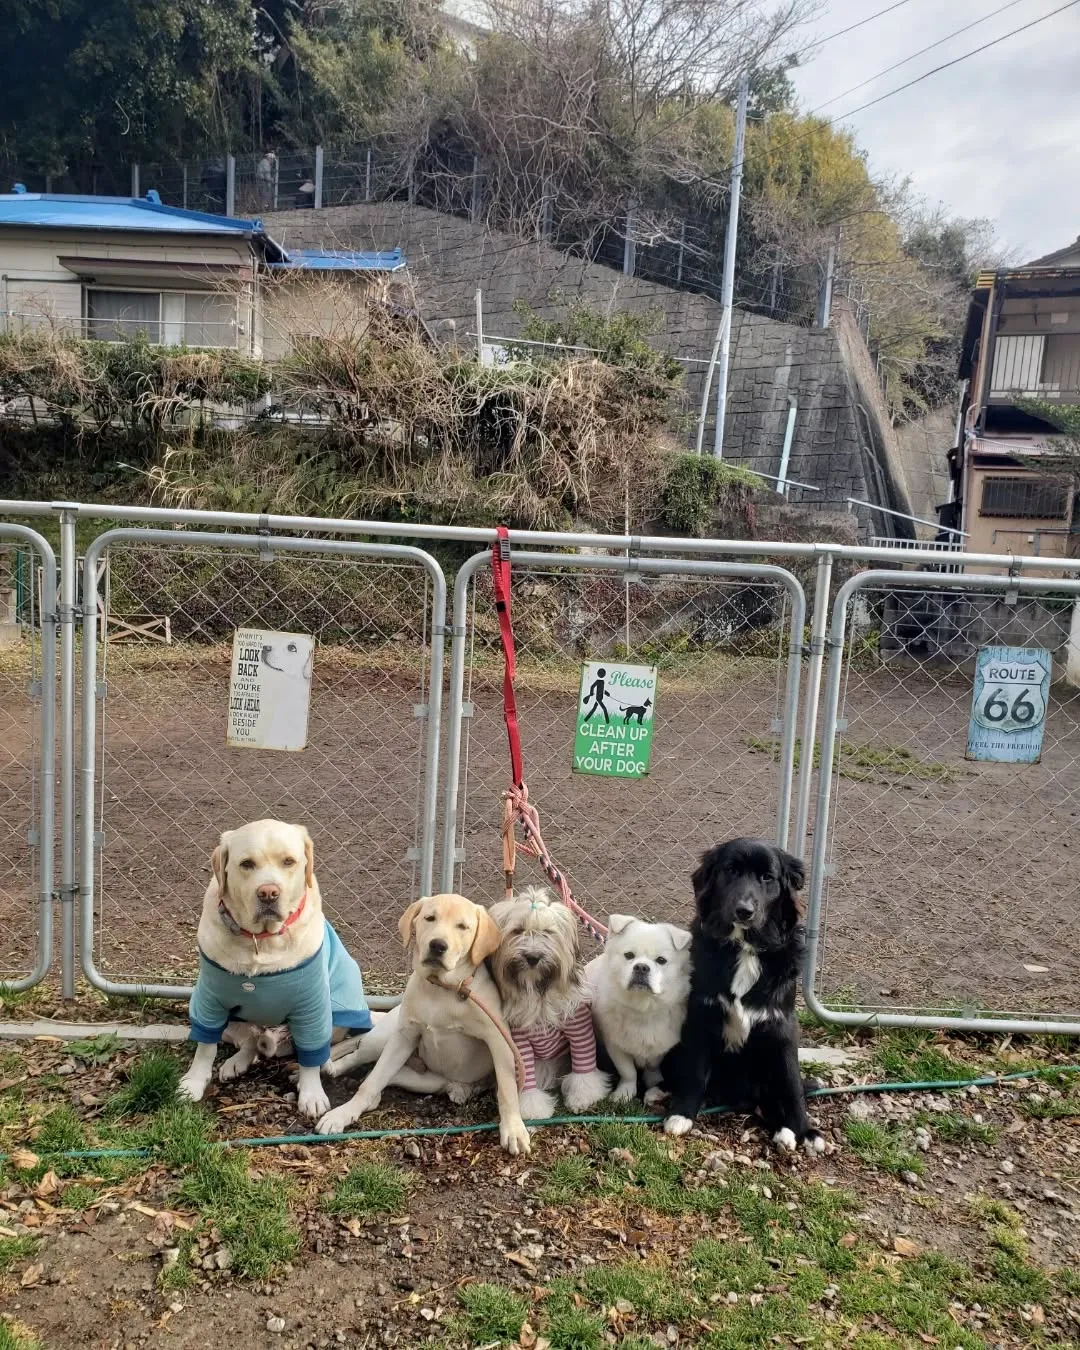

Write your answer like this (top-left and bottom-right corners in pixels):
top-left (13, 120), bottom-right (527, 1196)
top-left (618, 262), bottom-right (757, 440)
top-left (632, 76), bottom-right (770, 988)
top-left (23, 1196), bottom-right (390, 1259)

top-left (1, 1029), bottom-right (1079, 1350)
top-left (3, 644), bottom-right (1080, 1017)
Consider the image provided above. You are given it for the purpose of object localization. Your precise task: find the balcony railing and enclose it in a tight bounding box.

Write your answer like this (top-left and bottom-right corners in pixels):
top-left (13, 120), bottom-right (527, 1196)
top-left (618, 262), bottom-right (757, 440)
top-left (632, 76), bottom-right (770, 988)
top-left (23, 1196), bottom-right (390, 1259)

top-left (989, 333), bottom-right (1080, 404)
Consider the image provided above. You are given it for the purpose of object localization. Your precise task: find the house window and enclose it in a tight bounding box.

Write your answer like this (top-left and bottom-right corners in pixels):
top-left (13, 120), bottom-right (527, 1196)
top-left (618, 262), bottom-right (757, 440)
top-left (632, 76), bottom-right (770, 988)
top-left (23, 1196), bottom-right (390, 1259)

top-left (86, 290), bottom-right (160, 343)
top-left (979, 475), bottom-right (1071, 520)
top-left (85, 289), bottom-right (237, 347)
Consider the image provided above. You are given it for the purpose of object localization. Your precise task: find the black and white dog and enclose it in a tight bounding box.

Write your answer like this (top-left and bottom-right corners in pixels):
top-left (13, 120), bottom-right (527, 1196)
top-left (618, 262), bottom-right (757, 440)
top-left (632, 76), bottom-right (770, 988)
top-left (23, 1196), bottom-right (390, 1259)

top-left (660, 837), bottom-right (824, 1153)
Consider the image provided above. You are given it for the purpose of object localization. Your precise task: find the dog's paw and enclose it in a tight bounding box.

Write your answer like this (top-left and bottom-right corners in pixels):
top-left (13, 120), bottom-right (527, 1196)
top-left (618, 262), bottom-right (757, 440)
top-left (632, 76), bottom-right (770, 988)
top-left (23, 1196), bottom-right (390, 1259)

top-left (298, 1083), bottom-right (332, 1120)
top-left (177, 1071), bottom-right (209, 1104)
top-left (663, 1114), bottom-right (694, 1137)
top-left (643, 1086), bottom-right (669, 1109)
top-left (446, 1080), bottom-right (477, 1105)
top-left (500, 1114), bottom-right (532, 1156)
top-left (314, 1101), bottom-right (362, 1135)
top-left (561, 1069), bottom-right (610, 1114)
top-left (612, 1078), bottom-right (639, 1102)
top-left (520, 1087), bottom-right (557, 1120)
top-left (802, 1130), bottom-right (827, 1155)
top-left (772, 1127), bottom-right (798, 1152)
top-left (218, 1051), bottom-right (253, 1083)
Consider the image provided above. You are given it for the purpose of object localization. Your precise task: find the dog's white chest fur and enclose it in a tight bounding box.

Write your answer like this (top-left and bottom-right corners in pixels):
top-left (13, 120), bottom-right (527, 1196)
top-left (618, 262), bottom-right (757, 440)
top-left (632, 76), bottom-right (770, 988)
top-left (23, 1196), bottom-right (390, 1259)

top-left (722, 943), bottom-right (762, 1050)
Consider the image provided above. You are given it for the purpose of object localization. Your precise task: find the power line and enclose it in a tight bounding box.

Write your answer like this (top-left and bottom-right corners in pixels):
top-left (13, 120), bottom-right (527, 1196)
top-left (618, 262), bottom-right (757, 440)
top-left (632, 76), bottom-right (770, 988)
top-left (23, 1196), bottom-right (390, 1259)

top-left (733, 0), bottom-right (1080, 175)
top-left (808, 0), bottom-right (918, 49)
top-left (831, 0), bottom-right (1080, 122)
top-left (809, 0), bottom-right (1032, 116)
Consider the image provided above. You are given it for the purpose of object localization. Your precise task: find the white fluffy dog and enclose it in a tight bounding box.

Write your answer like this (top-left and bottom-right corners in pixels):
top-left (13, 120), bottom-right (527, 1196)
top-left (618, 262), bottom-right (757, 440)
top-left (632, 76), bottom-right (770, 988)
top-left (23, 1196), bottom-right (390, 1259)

top-left (488, 887), bottom-right (611, 1119)
top-left (585, 914), bottom-right (691, 1105)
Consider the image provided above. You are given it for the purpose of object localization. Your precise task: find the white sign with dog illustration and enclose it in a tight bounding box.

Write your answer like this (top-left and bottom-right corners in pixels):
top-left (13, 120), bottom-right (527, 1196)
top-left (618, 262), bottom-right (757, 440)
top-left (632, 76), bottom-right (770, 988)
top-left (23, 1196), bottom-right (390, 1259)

top-left (227, 628), bottom-right (314, 751)
top-left (574, 661), bottom-right (657, 778)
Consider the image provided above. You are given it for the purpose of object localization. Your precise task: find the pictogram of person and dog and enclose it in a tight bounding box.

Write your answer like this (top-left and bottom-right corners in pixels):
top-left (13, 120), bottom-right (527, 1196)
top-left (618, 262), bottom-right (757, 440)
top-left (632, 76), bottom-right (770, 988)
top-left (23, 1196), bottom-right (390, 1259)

top-left (581, 668), bottom-right (652, 725)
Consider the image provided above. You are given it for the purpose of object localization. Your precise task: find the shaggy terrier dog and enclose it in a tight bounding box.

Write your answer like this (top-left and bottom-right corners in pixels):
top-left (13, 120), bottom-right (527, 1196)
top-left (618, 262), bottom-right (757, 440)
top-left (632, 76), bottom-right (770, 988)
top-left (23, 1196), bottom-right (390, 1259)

top-left (488, 887), bottom-right (611, 1119)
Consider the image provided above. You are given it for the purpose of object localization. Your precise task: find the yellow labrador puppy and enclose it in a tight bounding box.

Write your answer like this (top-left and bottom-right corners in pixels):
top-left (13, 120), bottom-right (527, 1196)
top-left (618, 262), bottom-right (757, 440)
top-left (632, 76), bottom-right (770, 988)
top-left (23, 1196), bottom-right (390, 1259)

top-left (179, 820), bottom-right (445, 1118)
top-left (316, 894), bottom-right (531, 1155)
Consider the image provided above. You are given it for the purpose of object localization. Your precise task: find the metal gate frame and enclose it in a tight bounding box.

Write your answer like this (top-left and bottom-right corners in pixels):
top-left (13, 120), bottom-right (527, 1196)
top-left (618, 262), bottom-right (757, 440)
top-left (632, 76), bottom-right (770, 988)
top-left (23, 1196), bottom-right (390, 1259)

top-left (804, 567), bottom-right (1080, 1035)
top-left (439, 548), bottom-right (808, 893)
top-left (0, 524), bottom-right (57, 990)
top-left (79, 527), bottom-right (448, 1002)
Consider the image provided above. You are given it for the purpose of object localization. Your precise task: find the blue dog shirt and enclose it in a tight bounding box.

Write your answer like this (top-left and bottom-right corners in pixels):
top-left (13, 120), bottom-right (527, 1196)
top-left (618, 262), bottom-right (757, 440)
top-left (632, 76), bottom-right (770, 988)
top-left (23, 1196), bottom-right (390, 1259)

top-left (188, 920), bottom-right (372, 1067)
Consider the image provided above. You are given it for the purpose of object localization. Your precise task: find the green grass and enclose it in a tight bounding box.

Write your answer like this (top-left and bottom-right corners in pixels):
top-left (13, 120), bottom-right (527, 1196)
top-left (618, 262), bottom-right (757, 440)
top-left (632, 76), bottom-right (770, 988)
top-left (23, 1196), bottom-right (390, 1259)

top-left (176, 1150), bottom-right (299, 1279)
top-left (540, 1154), bottom-right (595, 1205)
top-left (0, 1237), bottom-right (39, 1274)
top-left (158, 1231), bottom-right (197, 1294)
top-left (746, 735), bottom-right (960, 785)
top-left (843, 1119), bottom-right (923, 1177)
top-left (60, 1183), bottom-right (99, 1211)
top-left (913, 1110), bottom-right (999, 1145)
top-left (1020, 1083), bottom-right (1080, 1120)
top-left (324, 1162), bottom-right (409, 1218)
top-left (106, 1048), bottom-right (181, 1116)
top-left (0, 1320), bottom-right (43, 1350)
top-left (869, 1029), bottom-right (965, 1083)
top-left (451, 1282), bottom-right (528, 1345)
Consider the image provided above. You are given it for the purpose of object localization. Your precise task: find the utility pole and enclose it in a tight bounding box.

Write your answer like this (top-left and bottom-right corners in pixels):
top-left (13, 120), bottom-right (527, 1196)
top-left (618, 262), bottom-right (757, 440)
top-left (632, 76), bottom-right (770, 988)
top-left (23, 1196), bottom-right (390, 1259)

top-left (694, 70), bottom-right (749, 458)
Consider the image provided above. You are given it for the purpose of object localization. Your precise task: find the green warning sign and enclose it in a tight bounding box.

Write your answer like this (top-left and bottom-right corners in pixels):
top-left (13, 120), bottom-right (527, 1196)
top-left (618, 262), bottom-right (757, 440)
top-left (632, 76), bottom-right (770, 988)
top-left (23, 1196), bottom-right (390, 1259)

top-left (573, 662), bottom-right (657, 778)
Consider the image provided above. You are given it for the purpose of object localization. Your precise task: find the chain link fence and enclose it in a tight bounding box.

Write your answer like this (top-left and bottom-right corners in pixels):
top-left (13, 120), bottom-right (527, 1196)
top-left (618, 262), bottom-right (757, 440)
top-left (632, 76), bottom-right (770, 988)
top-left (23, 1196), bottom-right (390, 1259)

top-left (808, 571), bottom-right (1080, 1027)
top-left (81, 532), bottom-right (445, 995)
top-left (0, 529), bottom-right (54, 989)
top-left (443, 552), bottom-right (805, 938)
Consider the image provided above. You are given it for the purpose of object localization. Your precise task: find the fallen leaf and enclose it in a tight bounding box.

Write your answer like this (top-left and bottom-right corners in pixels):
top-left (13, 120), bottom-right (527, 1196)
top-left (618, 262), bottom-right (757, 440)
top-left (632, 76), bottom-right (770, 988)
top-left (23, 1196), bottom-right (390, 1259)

top-left (0, 1226), bottom-right (18, 1239)
top-left (1031, 1306), bottom-right (1045, 1326)
top-left (11, 1148), bottom-right (39, 1172)
top-left (839, 1233), bottom-right (858, 1248)
top-left (20, 1263), bottom-right (44, 1288)
top-left (126, 1201), bottom-right (159, 1219)
top-left (1023, 964), bottom-right (1050, 974)
top-left (34, 1171), bottom-right (60, 1198)
top-left (506, 1251), bottom-right (538, 1276)
top-left (893, 1237), bottom-right (923, 1258)
top-left (519, 1321), bottom-right (537, 1348)
top-left (918, 1335), bottom-right (939, 1344)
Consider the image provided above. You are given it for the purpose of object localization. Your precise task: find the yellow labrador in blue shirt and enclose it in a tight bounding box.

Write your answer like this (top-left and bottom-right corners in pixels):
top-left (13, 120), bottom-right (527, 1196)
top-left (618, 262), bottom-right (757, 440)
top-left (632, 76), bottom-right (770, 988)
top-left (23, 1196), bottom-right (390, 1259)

top-left (178, 820), bottom-right (447, 1118)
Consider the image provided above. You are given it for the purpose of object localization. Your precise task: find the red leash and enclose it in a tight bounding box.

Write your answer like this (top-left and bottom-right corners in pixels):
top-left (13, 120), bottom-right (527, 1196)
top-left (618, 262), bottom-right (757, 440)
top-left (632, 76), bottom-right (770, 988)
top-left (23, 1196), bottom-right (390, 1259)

top-left (491, 528), bottom-right (607, 941)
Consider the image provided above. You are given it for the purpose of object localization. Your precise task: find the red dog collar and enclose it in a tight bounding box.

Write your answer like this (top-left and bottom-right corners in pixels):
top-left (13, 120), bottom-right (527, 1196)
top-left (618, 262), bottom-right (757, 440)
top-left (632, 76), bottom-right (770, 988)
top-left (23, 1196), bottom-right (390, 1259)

top-left (218, 892), bottom-right (307, 946)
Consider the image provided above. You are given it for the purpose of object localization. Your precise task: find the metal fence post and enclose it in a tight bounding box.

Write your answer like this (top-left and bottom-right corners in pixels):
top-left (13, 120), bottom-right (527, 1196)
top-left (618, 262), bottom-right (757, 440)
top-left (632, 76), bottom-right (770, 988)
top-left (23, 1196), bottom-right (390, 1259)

top-left (226, 155), bottom-right (236, 218)
top-left (314, 145), bottom-right (324, 209)
top-left (622, 201), bottom-right (636, 277)
top-left (130, 164), bottom-right (140, 198)
top-left (793, 551), bottom-right (833, 857)
top-left (58, 508), bottom-right (77, 998)
top-left (364, 147), bottom-right (373, 202)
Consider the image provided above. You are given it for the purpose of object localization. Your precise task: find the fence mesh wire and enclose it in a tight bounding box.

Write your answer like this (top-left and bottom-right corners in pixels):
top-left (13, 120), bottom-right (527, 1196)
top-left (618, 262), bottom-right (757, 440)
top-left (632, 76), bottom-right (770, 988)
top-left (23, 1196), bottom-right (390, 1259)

top-left (0, 545), bottom-right (40, 981)
top-left (452, 566), bottom-right (796, 938)
top-left (817, 583), bottom-right (1080, 1020)
top-left (91, 542), bottom-right (437, 991)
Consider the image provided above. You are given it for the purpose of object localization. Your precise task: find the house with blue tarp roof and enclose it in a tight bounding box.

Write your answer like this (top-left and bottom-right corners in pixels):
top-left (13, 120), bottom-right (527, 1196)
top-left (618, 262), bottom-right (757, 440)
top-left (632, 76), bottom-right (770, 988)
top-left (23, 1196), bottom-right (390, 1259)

top-left (0, 188), bottom-right (406, 358)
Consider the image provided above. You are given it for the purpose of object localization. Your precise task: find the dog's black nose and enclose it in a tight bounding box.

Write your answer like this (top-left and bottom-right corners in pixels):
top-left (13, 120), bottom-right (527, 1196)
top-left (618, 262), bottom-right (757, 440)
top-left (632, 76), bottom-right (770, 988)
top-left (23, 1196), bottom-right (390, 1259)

top-left (524, 953), bottom-right (541, 968)
top-left (735, 900), bottom-right (756, 921)
top-left (632, 962), bottom-right (651, 978)
top-left (427, 938), bottom-right (448, 957)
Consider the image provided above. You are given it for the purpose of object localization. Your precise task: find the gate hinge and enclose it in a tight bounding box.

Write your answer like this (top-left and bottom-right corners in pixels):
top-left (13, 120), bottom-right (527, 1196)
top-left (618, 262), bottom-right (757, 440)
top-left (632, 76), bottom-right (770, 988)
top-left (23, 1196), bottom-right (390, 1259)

top-left (257, 514), bottom-right (274, 562)
top-left (406, 846), bottom-right (422, 863)
top-left (834, 718), bottom-right (849, 733)
top-left (461, 701), bottom-right (474, 720)
top-left (96, 680), bottom-right (107, 699)
top-left (27, 679), bottom-right (42, 699)
top-left (26, 828), bottom-right (39, 846)
top-left (413, 703), bottom-right (428, 719)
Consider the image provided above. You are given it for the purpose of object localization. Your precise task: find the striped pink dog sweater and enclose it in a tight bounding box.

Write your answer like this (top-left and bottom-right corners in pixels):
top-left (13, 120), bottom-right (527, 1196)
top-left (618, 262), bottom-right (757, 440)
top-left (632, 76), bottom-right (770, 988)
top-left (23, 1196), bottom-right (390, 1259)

top-left (510, 999), bottom-right (597, 1090)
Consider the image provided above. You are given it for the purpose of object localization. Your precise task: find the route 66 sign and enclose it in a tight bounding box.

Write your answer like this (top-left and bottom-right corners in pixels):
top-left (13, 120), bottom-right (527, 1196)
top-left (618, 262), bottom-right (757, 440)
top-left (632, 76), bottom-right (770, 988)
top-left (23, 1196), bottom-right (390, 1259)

top-left (966, 646), bottom-right (1051, 764)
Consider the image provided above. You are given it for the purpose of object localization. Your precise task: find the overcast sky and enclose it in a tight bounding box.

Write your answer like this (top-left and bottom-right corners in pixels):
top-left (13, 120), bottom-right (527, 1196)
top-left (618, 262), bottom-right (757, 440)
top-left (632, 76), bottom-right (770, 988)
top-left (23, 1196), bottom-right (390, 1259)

top-left (789, 0), bottom-right (1080, 262)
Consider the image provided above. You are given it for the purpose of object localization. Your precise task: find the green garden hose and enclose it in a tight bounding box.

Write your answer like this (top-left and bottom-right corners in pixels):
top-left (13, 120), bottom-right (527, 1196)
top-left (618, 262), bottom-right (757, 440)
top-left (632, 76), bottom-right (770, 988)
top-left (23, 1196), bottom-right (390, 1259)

top-left (5, 1065), bottom-right (1077, 1163)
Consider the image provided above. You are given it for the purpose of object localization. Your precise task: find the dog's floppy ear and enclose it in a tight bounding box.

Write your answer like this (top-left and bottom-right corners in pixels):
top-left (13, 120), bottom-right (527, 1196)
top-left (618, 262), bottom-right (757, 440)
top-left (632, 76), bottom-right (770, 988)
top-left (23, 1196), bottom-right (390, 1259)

top-left (607, 914), bottom-right (636, 936)
top-left (469, 904), bottom-right (503, 965)
top-left (211, 830), bottom-right (232, 896)
top-left (691, 846), bottom-right (722, 913)
top-left (665, 925), bottom-right (692, 952)
top-left (778, 849), bottom-right (805, 894)
top-left (301, 827), bottom-right (315, 889)
top-left (398, 899), bottom-right (424, 948)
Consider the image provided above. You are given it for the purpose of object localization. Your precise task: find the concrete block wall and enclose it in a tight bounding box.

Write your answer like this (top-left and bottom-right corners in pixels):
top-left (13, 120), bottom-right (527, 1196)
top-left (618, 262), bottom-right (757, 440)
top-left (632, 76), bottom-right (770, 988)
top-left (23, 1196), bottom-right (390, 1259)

top-left (270, 202), bottom-right (912, 534)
